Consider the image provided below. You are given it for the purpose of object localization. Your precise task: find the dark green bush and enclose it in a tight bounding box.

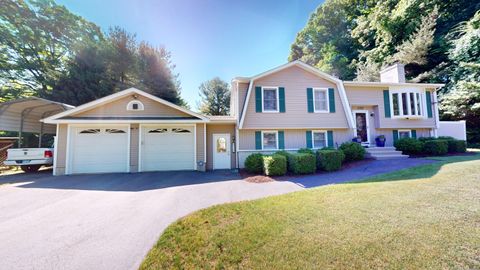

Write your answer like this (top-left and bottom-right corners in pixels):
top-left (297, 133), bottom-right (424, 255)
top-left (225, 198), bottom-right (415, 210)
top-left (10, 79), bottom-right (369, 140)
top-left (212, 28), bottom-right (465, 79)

top-left (244, 153), bottom-right (263, 174)
top-left (394, 138), bottom-right (424, 155)
top-left (418, 136), bottom-right (437, 142)
top-left (297, 148), bottom-right (315, 155)
top-left (275, 151), bottom-right (292, 170)
top-left (262, 154), bottom-right (287, 176)
top-left (288, 153), bottom-right (316, 174)
top-left (339, 142), bottom-right (366, 162)
top-left (423, 140), bottom-right (448, 156)
top-left (316, 149), bottom-right (345, 171)
top-left (447, 140), bottom-right (467, 153)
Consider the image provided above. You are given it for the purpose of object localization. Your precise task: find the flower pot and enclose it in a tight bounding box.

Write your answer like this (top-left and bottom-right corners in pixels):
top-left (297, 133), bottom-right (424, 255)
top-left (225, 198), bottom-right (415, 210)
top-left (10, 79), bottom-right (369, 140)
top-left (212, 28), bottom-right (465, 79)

top-left (375, 137), bottom-right (386, 147)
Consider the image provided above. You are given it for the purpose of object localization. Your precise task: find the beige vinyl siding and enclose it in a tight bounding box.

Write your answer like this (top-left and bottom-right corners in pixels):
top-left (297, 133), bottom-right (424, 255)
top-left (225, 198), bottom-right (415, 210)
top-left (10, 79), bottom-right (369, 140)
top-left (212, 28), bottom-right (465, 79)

top-left (242, 66), bottom-right (349, 129)
top-left (206, 123), bottom-right (236, 170)
top-left (129, 124), bottom-right (139, 172)
top-left (345, 85), bottom-right (436, 128)
top-left (237, 82), bottom-right (249, 118)
top-left (54, 124), bottom-right (68, 175)
top-left (73, 95), bottom-right (192, 118)
top-left (238, 129), bottom-right (351, 150)
top-left (196, 123), bottom-right (206, 171)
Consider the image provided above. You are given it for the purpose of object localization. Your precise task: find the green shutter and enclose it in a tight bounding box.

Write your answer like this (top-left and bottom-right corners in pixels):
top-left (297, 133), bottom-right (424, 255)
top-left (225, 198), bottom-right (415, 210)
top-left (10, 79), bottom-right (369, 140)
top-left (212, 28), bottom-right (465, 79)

top-left (279, 87), bottom-right (286, 113)
top-left (306, 130), bottom-right (313, 148)
top-left (327, 131), bottom-right (334, 148)
top-left (255, 131), bottom-right (262, 149)
top-left (411, 130), bottom-right (417, 138)
top-left (278, 131), bottom-right (285, 149)
top-left (426, 91), bottom-right (433, 118)
top-left (383, 90), bottom-right (391, 118)
top-left (328, 88), bottom-right (336, 113)
top-left (255, 86), bottom-right (262, 113)
top-left (307, 88), bottom-right (314, 113)
top-left (393, 130), bottom-right (399, 143)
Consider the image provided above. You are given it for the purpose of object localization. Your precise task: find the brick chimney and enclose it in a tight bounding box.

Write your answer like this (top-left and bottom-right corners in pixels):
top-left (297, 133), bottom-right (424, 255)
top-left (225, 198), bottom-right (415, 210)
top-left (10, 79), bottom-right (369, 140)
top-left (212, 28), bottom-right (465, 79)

top-left (380, 63), bottom-right (406, 83)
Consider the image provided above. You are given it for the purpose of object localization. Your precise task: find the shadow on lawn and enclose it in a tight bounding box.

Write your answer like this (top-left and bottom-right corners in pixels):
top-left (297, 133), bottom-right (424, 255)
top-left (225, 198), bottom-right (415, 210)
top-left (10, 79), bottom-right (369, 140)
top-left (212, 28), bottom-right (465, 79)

top-left (0, 169), bottom-right (242, 192)
top-left (350, 153), bottom-right (480, 184)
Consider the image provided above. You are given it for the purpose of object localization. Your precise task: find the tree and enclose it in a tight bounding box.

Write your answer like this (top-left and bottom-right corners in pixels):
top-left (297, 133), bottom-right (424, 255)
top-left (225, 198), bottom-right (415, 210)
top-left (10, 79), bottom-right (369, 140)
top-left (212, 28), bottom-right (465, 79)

top-left (0, 0), bottom-right (102, 98)
top-left (440, 11), bottom-right (480, 143)
top-left (197, 77), bottom-right (230, 115)
top-left (137, 42), bottom-right (187, 107)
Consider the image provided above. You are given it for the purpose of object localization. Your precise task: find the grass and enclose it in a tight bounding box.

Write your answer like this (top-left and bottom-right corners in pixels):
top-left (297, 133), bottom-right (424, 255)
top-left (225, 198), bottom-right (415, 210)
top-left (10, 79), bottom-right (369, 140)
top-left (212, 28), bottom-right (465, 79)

top-left (140, 154), bottom-right (480, 270)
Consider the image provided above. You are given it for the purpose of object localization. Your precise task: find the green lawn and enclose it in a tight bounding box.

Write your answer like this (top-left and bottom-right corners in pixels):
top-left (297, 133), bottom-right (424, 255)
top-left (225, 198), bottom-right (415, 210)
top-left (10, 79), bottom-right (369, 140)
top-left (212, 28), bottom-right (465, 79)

top-left (140, 154), bottom-right (480, 270)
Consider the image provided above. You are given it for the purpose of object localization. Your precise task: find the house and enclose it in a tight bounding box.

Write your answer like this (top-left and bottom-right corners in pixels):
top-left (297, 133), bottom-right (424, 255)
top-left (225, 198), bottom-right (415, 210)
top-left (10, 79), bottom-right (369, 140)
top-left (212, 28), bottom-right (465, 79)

top-left (43, 61), bottom-right (444, 175)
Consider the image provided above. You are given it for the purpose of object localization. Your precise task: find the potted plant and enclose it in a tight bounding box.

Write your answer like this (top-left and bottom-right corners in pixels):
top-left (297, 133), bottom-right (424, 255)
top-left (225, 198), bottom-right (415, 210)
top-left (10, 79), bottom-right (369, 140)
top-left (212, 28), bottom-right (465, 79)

top-left (375, 135), bottom-right (386, 147)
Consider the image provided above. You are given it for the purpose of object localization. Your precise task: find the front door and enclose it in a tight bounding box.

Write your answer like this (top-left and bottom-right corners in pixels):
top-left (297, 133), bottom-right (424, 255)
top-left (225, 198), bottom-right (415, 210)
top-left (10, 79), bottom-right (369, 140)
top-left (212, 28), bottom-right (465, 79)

top-left (354, 111), bottom-right (370, 145)
top-left (212, 133), bottom-right (231, 169)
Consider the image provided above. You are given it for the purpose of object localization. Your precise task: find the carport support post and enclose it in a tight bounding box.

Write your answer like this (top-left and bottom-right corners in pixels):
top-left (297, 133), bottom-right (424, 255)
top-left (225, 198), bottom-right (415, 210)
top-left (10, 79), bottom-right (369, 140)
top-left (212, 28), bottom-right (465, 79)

top-left (18, 111), bottom-right (25, 148)
top-left (38, 121), bottom-right (44, 147)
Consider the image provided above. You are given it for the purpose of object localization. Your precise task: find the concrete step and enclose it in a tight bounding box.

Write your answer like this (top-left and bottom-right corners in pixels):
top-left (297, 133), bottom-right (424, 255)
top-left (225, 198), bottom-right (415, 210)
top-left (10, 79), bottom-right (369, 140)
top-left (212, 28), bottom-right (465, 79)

top-left (366, 150), bottom-right (402, 155)
top-left (365, 147), bottom-right (396, 152)
top-left (373, 154), bottom-right (409, 160)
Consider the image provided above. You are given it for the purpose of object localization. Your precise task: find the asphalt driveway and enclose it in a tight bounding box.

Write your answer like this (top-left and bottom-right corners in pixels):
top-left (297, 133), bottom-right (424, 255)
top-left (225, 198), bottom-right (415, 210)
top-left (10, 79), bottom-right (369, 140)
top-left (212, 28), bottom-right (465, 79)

top-left (0, 170), bottom-right (302, 270)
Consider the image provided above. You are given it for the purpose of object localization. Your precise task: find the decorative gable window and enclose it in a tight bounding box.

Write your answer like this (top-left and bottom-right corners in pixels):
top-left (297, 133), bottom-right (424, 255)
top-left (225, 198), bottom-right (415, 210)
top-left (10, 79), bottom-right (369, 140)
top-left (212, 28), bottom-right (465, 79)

top-left (390, 90), bottom-right (423, 117)
top-left (313, 88), bottom-right (329, 112)
top-left (262, 131), bottom-right (278, 150)
top-left (262, 87), bottom-right (279, 112)
top-left (126, 100), bottom-right (144, 111)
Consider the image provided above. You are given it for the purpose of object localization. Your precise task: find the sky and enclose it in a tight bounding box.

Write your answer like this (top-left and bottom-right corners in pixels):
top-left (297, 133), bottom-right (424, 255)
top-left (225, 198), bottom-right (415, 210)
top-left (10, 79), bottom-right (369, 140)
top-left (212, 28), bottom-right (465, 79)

top-left (56, 0), bottom-right (323, 110)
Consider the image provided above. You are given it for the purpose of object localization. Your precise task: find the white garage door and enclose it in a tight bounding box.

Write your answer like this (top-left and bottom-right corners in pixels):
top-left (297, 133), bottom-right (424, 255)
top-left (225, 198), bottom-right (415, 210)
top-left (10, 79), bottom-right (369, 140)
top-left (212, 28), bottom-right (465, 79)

top-left (140, 125), bottom-right (195, 171)
top-left (69, 126), bottom-right (129, 174)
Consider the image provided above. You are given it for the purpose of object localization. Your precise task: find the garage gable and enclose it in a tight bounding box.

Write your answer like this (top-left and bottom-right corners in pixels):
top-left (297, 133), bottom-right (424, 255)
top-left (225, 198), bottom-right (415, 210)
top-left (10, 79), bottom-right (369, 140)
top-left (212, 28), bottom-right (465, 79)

top-left (43, 88), bottom-right (208, 123)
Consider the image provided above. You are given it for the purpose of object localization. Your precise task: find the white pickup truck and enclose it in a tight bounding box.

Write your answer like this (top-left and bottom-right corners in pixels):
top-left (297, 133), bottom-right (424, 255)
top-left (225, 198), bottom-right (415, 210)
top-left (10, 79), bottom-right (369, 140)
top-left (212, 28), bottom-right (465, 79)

top-left (4, 148), bottom-right (54, 172)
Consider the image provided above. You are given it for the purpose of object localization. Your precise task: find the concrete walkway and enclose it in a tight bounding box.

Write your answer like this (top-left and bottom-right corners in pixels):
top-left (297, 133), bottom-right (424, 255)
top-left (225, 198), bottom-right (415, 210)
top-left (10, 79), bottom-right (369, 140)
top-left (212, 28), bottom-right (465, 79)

top-left (289, 158), bottom-right (437, 188)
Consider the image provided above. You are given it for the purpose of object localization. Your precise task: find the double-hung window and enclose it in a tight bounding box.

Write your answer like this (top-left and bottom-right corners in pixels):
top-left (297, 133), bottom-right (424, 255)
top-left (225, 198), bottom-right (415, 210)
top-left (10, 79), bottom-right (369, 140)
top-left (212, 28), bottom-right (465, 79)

top-left (313, 88), bottom-right (329, 112)
top-left (312, 131), bottom-right (327, 149)
top-left (262, 87), bottom-right (279, 112)
top-left (391, 90), bottom-right (423, 117)
top-left (262, 131), bottom-right (278, 150)
top-left (398, 130), bottom-right (412, 139)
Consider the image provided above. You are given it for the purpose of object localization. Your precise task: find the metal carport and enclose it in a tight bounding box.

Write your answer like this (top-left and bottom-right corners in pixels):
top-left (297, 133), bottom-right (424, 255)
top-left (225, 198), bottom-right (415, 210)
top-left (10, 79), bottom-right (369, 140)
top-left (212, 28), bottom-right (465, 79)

top-left (0, 97), bottom-right (74, 147)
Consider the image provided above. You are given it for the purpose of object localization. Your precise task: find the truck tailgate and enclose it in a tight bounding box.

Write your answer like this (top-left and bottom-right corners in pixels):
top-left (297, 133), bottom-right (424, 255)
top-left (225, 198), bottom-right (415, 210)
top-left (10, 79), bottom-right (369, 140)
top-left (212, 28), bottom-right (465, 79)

top-left (7, 148), bottom-right (47, 160)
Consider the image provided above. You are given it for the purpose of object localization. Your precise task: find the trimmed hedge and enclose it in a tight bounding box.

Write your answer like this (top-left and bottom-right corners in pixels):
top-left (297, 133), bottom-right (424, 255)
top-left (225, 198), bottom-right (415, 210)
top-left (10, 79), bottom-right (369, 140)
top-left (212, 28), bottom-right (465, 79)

top-left (288, 153), bottom-right (316, 174)
top-left (423, 140), bottom-right (448, 156)
top-left (297, 148), bottom-right (315, 155)
top-left (244, 153), bottom-right (263, 174)
top-left (339, 142), bottom-right (366, 162)
top-left (394, 138), bottom-right (424, 155)
top-left (448, 140), bottom-right (467, 153)
top-left (316, 149), bottom-right (345, 171)
top-left (263, 154), bottom-right (287, 176)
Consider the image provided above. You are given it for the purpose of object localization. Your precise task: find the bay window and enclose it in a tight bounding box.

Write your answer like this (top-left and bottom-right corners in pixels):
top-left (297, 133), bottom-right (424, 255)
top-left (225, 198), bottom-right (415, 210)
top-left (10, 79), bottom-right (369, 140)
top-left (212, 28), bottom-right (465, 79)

top-left (391, 90), bottom-right (423, 117)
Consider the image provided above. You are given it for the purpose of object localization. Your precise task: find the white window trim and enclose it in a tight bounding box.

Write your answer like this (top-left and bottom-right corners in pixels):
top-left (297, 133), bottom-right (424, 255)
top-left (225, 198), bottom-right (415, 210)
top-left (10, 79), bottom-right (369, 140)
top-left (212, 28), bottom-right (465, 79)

top-left (261, 86), bottom-right (279, 113)
top-left (261, 130), bottom-right (279, 150)
top-left (313, 88), bottom-right (329, 113)
top-left (398, 129), bottom-right (412, 138)
top-left (390, 89), bottom-right (426, 119)
top-left (312, 130), bottom-right (328, 149)
top-left (126, 100), bottom-right (145, 111)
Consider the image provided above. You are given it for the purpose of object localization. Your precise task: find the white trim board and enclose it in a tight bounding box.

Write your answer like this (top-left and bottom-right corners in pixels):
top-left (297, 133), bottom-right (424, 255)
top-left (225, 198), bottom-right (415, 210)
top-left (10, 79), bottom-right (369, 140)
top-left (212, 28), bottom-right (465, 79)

top-left (43, 88), bottom-right (209, 123)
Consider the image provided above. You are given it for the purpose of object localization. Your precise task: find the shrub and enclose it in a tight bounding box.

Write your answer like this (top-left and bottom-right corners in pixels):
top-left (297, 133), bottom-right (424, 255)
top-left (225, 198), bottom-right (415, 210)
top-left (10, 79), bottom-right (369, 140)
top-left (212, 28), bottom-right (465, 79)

top-left (275, 150), bottom-right (292, 170)
top-left (316, 149), bottom-right (345, 171)
top-left (418, 136), bottom-right (437, 142)
top-left (423, 140), bottom-right (448, 156)
top-left (262, 154), bottom-right (287, 176)
top-left (244, 153), bottom-right (263, 174)
top-left (339, 142), bottom-right (366, 162)
top-left (394, 138), bottom-right (424, 155)
top-left (288, 153), bottom-right (316, 174)
top-left (447, 140), bottom-right (467, 153)
top-left (297, 148), bottom-right (315, 155)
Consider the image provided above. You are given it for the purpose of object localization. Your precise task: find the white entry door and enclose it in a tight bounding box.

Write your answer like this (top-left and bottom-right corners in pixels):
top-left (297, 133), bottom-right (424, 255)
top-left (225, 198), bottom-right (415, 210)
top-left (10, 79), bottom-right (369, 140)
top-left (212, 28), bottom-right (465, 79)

top-left (140, 125), bottom-right (195, 171)
top-left (212, 133), bottom-right (231, 169)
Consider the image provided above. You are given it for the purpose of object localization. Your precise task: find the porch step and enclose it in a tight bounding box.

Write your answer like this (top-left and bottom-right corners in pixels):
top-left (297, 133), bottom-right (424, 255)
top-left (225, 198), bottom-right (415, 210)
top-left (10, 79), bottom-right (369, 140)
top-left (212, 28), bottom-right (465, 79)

top-left (365, 147), bottom-right (409, 160)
